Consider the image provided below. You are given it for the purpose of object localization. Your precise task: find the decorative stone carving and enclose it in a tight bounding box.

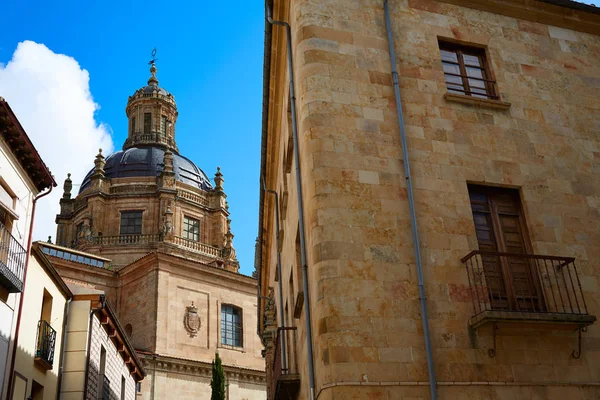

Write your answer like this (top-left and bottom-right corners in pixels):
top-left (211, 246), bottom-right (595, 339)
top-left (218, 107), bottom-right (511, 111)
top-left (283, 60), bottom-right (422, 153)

top-left (214, 167), bottom-right (224, 191)
top-left (77, 215), bottom-right (93, 245)
top-left (62, 173), bottom-right (72, 199)
top-left (93, 149), bottom-right (106, 177)
top-left (158, 150), bottom-right (176, 188)
top-left (161, 205), bottom-right (174, 240)
top-left (222, 219), bottom-right (236, 260)
top-left (183, 302), bottom-right (201, 338)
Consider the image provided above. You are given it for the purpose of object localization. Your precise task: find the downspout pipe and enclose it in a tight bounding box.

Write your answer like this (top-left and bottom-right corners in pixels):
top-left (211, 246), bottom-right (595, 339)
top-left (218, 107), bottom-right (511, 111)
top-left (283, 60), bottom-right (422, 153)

top-left (5, 185), bottom-right (53, 398)
top-left (266, 4), bottom-right (316, 399)
top-left (261, 178), bottom-right (287, 372)
top-left (383, 1), bottom-right (438, 398)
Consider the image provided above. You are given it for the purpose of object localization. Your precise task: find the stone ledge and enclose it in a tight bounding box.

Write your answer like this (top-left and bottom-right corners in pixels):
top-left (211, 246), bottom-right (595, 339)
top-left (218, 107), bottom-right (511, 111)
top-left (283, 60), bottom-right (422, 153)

top-left (469, 310), bottom-right (597, 329)
top-left (444, 93), bottom-right (511, 110)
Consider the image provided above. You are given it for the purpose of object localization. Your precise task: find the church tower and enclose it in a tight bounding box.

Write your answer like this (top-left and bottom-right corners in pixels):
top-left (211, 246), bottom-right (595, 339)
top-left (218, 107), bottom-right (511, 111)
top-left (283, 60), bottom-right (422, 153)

top-left (55, 62), bottom-right (237, 272)
top-left (53, 62), bottom-right (265, 399)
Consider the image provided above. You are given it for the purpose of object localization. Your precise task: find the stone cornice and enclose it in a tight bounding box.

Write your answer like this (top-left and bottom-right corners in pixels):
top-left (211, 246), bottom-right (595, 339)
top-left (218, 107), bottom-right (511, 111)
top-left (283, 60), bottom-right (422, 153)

top-left (116, 250), bottom-right (257, 292)
top-left (438, 0), bottom-right (600, 35)
top-left (137, 352), bottom-right (266, 384)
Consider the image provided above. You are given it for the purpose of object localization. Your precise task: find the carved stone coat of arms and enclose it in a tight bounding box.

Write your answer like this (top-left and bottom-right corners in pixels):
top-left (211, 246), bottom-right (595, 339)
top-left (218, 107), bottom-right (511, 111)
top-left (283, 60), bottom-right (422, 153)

top-left (183, 302), bottom-right (201, 338)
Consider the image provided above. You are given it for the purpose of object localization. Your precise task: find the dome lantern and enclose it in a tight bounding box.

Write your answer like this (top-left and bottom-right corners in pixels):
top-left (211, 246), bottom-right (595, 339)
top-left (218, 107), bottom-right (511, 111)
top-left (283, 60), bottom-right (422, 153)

top-left (124, 61), bottom-right (179, 153)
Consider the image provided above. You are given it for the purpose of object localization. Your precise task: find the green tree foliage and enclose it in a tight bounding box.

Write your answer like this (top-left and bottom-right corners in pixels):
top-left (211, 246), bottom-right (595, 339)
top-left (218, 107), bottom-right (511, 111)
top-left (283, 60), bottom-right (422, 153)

top-left (210, 352), bottom-right (225, 400)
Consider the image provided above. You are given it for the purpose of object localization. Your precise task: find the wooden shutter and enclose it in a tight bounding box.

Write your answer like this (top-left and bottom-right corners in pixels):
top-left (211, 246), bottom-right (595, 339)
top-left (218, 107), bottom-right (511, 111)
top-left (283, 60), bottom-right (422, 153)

top-left (468, 186), bottom-right (543, 312)
top-left (469, 190), bottom-right (509, 309)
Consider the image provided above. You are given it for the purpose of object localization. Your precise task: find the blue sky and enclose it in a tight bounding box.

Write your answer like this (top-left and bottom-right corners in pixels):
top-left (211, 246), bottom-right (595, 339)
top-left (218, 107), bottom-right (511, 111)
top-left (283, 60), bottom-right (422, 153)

top-left (0, 1), bottom-right (264, 276)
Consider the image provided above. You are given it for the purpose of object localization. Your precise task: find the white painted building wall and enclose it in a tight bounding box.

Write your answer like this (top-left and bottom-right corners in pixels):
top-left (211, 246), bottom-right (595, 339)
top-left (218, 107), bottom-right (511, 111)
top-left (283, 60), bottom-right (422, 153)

top-left (0, 137), bottom-right (37, 400)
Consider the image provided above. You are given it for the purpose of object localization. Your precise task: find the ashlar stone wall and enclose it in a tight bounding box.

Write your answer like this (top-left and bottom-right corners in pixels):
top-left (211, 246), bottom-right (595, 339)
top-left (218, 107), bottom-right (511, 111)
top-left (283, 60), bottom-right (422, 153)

top-left (262, 0), bottom-right (600, 399)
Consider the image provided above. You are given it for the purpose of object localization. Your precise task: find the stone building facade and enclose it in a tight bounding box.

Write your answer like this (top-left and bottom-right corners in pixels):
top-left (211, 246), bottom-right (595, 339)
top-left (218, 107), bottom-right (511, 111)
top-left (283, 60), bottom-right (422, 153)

top-left (257, 1), bottom-right (600, 399)
top-left (0, 98), bottom-right (55, 400)
top-left (51, 65), bottom-right (266, 399)
top-left (57, 286), bottom-right (144, 400)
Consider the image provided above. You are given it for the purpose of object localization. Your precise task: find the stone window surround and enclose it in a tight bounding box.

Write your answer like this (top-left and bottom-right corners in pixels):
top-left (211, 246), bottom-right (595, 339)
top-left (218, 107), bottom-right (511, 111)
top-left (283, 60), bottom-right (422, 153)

top-left (437, 36), bottom-right (511, 110)
top-left (219, 302), bottom-right (244, 351)
top-left (438, 39), bottom-right (497, 99)
top-left (119, 209), bottom-right (144, 235)
top-left (182, 214), bottom-right (200, 242)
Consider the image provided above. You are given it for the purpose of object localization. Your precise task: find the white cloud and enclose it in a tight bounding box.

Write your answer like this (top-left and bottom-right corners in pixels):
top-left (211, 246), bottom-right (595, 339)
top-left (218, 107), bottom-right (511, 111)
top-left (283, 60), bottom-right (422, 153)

top-left (0, 41), bottom-right (114, 243)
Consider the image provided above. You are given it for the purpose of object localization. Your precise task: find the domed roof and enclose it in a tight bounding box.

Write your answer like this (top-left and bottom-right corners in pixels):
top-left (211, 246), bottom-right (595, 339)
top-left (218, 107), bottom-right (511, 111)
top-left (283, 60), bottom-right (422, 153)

top-left (139, 85), bottom-right (170, 96)
top-left (79, 146), bottom-right (213, 193)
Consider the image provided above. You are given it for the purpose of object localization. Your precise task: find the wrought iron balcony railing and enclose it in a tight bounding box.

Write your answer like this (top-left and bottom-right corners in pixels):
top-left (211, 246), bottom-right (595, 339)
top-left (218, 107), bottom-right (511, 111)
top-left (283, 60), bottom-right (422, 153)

top-left (0, 221), bottom-right (27, 293)
top-left (35, 320), bottom-right (56, 368)
top-left (461, 251), bottom-right (596, 328)
top-left (272, 327), bottom-right (300, 400)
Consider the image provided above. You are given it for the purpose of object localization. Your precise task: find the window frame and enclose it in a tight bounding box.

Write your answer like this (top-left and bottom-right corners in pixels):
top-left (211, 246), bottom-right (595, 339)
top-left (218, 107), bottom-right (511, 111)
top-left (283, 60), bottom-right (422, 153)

top-left (467, 185), bottom-right (543, 312)
top-left (182, 215), bottom-right (200, 242)
top-left (119, 210), bottom-right (143, 236)
top-left (220, 304), bottom-right (243, 348)
top-left (438, 41), bottom-right (497, 100)
top-left (160, 115), bottom-right (167, 136)
top-left (143, 113), bottom-right (151, 134)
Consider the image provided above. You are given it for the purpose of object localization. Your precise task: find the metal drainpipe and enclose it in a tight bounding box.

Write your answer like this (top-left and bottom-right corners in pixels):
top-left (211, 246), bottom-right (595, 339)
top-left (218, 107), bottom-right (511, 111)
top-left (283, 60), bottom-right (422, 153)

top-left (383, 1), bottom-right (438, 398)
top-left (5, 185), bottom-right (53, 398)
top-left (261, 179), bottom-right (287, 372)
top-left (266, 3), bottom-right (316, 399)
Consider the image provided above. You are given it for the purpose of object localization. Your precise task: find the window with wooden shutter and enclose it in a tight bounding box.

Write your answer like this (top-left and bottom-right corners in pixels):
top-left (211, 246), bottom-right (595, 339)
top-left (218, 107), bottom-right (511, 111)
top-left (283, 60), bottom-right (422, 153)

top-left (467, 185), bottom-right (544, 312)
top-left (439, 41), bottom-right (498, 100)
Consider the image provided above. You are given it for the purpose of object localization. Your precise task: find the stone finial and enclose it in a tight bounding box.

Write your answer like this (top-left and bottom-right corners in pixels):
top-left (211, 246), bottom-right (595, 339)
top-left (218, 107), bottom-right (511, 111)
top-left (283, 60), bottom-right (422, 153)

top-left (62, 173), bottom-right (72, 199)
top-left (163, 150), bottom-right (174, 173)
top-left (222, 218), bottom-right (236, 261)
top-left (214, 167), bottom-right (224, 191)
top-left (148, 63), bottom-right (158, 87)
top-left (94, 149), bottom-right (106, 176)
top-left (47, 236), bottom-right (52, 244)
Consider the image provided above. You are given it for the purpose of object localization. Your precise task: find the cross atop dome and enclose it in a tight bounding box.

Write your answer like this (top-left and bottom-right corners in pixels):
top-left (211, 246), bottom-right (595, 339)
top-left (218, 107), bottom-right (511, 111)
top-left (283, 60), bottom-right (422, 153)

top-left (147, 48), bottom-right (159, 87)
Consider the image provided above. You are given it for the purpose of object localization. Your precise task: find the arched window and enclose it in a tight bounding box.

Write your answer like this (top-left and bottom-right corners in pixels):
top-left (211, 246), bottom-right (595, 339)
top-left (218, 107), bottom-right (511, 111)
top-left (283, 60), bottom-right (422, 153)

top-left (221, 304), bottom-right (242, 347)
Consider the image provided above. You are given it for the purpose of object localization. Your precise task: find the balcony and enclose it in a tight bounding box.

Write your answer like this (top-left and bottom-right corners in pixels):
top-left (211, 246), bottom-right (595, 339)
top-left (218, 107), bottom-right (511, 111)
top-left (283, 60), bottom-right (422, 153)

top-left (0, 222), bottom-right (27, 293)
top-left (172, 236), bottom-right (222, 258)
top-left (272, 327), bottom-right (300, 400)
top-left (77, 233), bottom-right (224, 259)
top-left (90, 233), bottom-right (161, 246)
top-left (35, 320), bottom-right (56, 370)
top-left (461, 251), bottom-right (596, 329)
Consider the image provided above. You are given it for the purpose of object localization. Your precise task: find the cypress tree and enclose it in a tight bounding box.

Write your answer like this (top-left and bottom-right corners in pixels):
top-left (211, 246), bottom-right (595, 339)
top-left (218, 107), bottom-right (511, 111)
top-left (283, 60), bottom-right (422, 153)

top-left (210, 352), bottom-right (225, 400)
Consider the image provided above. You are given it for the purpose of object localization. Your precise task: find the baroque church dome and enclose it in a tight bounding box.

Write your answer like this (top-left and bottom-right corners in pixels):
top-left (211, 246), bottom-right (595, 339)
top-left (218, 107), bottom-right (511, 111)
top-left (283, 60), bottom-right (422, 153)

top-left (78, 62), bottom-right (212, 193)
top-left (79, 147), bottom-right (212, 193)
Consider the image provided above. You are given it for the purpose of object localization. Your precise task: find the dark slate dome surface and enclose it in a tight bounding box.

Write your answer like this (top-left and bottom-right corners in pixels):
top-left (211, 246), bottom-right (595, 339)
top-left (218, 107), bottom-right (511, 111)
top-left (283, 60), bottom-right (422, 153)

top-left (79, 146), bottom-right (212, 193)
top-left (140, 85), bottom-right (170, 96)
